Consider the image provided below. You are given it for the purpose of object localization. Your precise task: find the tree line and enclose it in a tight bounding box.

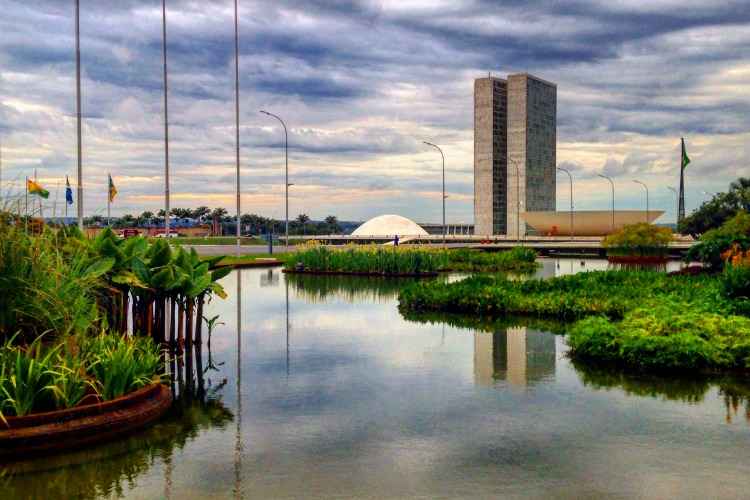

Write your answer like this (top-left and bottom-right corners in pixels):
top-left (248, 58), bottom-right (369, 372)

top-left (84, 207), bottom-right (344, 235)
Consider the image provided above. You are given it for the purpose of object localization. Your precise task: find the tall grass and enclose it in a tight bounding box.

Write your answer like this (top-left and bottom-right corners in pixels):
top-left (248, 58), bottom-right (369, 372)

top-left (287, 245), bottom-right (448, 274)
top-left (0, 224), bottom-right (103, 341)
top-left (286, 244), bottom-right (537, 275)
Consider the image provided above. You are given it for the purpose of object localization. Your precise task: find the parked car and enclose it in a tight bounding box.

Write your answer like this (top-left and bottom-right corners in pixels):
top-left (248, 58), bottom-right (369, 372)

top-left (155, 232), bottom-right (180, 238)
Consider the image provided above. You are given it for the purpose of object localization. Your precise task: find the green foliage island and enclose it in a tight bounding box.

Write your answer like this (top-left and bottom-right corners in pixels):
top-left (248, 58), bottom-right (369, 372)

top-left (400, 217), bottom-right (750, 372)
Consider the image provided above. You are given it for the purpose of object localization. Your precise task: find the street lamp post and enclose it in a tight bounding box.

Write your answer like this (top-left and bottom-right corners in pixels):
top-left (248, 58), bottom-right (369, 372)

top-left (423, 142), bottom-right (446, 247)
top-left (557, 167), bottom-right (573, 239)
top-left (598, 174), bottom-right (615, 233)
top-left (260, 110), bottom-right (289, 250)
top-left (233, 0), bottom-right (241, 256)
top-left (633, 180), bottom-right (649, 223)
top-left (509, 157), bottom-right (522, 243)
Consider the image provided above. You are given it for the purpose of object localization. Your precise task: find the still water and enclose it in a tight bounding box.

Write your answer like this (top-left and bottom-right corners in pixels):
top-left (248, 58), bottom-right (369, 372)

top-left (3, 259), bottom-right (750, 499)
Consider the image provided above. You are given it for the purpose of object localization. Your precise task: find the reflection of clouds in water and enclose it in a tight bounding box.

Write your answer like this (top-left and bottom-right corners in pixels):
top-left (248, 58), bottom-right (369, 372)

top-left (10, 268), bottom-right (750, 499)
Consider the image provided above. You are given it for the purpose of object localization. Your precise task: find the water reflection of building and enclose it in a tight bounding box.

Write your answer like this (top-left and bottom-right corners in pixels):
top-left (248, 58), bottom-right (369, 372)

top-left (474, 328), bottom-right (556, 387)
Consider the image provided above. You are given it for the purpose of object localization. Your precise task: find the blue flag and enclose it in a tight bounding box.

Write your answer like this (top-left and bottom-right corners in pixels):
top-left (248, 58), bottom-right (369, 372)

top-left (65, 176), bottom-right (74, 205)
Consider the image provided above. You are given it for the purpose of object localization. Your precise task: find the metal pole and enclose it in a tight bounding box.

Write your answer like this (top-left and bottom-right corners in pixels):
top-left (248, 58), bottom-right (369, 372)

top-left (260, 111), bottom-right (289, 250)
top-left (233, 0), bottom-right (241, 256)
top-left (598, 174), bottom-right (615, 232)
top-left (423, 141), bottom-right (446, 248)
top-left (557, 167), bottom-right (573, 239)
top-left (633, 180), bottom-right (649, 223)
top-left (161, 0), bottom-right (170, 238)
top-left (75, 0), bottom-right (84, 231)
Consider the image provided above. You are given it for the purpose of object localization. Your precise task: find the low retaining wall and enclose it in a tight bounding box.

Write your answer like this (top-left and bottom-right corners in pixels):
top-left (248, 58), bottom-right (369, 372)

top-left (0, 383), bottom-right (172, 457)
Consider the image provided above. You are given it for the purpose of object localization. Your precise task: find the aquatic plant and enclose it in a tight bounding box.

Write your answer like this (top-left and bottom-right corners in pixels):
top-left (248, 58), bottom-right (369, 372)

top-left (287, 244), bottom-right (448, 275)
top-left (0, 334), bottom-right (164, 420)
top-left (286, 244), bottom-right (536, 275)
top-left (444, 247), bottom-right (537, 273)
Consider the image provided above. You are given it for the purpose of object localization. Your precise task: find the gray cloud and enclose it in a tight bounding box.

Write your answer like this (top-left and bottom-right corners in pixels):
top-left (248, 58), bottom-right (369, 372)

top-left (1, 0), bottom-right (749, 222)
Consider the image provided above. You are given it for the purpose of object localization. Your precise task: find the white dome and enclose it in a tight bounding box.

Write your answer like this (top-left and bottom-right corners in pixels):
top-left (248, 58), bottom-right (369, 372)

top-left (352, 214), bottom-right (429, 237)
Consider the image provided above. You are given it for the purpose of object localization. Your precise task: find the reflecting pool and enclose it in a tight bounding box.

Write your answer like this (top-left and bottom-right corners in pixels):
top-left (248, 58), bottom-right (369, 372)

top-left (3, 260), bottom-right (750, 499)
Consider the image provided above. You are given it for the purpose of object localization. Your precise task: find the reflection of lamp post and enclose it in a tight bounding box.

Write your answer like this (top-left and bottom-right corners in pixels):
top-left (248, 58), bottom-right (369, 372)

top-left (234, 268), bottom-right (242, 498)
top-left (285, 276), bottom-right (290, 378)
top-left (423, 141), bottom-right (446, 248)
top-left (633, 180), bottom-right (649, 223)
top-left (598, 174), bottom-right (615, 232)
top-left (260, 110), bottom-right (290, 250)
top-left (509, 157), bottom-right (521, 243)
top-left (557, 167), bottom-right (573, 239)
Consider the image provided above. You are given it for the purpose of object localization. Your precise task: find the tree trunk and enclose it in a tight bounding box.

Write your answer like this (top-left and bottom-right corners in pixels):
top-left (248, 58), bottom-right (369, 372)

top-left (177, 300), bottom-right (184, 353)
top-left (195, 294), bottom-right (204, 345)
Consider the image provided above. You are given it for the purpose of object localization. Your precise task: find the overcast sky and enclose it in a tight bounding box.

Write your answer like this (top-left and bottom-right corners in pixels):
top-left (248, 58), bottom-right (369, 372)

top-left (1, 0), bottom-right (749, 223)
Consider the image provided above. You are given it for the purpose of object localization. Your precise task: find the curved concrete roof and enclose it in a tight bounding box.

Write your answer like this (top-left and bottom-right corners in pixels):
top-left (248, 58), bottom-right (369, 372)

top-left (523, 210), bottom-right (665, 236)
top-left (352, 214), bottom-right (429, 237)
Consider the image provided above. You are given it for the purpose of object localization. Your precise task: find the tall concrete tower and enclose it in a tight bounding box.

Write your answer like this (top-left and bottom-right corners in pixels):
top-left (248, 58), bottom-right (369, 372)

top-left (473, 76), bottom-right (508, 235)
top-left (474, 73), bottom-right (557, 236)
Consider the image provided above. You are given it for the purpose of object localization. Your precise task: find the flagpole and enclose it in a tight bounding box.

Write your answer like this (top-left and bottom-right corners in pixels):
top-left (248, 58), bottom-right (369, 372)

top-left (107, 174), bottom-right (111, 227)
top-left (678, 137), bottom-right (686, 224)
top-left (65, 177), bottom-right (68, 219)
top-left (161, 0), bottom-right (170, 238)
top-left (75, 0), bottom-right (84, 231)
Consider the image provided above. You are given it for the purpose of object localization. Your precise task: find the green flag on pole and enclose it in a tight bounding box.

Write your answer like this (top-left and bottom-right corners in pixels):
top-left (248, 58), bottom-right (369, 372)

top-left (681, 137), bottom-right (690, 170)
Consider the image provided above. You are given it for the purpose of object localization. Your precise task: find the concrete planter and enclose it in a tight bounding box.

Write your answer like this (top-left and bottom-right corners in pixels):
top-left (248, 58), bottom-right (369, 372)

top-left (0, 383), bottom-right (171, 458)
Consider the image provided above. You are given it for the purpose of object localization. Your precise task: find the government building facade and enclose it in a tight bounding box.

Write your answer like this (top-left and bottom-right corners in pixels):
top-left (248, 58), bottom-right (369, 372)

top-left (474, 73), bottom-right (557, 236)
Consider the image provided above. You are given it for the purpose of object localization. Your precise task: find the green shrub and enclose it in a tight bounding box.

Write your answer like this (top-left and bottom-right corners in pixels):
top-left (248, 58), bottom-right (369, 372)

top-left (687, 211), bottom-right (750, 269)
top-left (602, 223), bottom-right (673, 258)
top-left (721, 264), bottom-right (750, 300)
top-left (568, 306), bottom-right (750, 370)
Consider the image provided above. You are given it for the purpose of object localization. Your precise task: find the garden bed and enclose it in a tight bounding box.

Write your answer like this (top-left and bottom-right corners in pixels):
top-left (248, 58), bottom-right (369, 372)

top-left (0, 383), bottom-right (171, 457)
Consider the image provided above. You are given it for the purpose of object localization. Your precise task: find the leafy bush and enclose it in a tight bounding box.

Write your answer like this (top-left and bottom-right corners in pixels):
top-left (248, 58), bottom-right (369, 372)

top-left (602, 223), bottom-right (673, 258)
top-left (567, 306), bottom-right (750, 370)
top-left (687, 211), bottom-right (750, 269)
top-left (721, 264), bottom-right (750, 301)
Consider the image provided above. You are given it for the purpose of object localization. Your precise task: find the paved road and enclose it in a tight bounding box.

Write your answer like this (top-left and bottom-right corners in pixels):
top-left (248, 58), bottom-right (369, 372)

top-left (187, 244), bottom-right (292, 256)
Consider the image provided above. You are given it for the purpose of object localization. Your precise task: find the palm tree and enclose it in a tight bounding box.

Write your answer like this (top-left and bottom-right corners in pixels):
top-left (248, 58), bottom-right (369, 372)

top-left (296, 213), bottom-right (310, 236)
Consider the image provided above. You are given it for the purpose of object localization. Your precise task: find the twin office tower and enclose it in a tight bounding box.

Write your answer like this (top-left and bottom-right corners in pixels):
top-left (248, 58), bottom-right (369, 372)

top-left (474, 73), bottom-right (557, 236)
